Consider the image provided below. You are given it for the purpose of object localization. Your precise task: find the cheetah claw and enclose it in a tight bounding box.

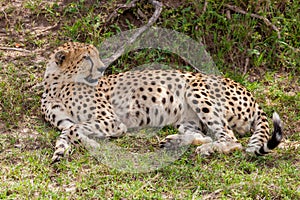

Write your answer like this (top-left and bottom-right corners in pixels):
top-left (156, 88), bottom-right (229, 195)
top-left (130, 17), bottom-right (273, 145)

top-left (160, 137), bottom-right (182, 149)
top-left (51, 152), bottom-right (64, 164)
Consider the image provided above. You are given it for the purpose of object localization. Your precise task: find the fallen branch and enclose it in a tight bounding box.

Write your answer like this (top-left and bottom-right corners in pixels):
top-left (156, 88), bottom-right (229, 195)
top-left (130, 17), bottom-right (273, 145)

top-left (202, 0), bottom-right (208, 13)
top-left (106, 0), bottom-right (140, 22)
top-left (102, 0), bottom-right (163, 66)
top-left (225, 4), bottom-right (300, 53)
top-left (2, 10), bottom-right (9, 22)
top-left (0, 46), bottom-right (31, 53)
top-left (224, 4), bottom-right (281, 39)
top-left (32, 23), bottom-right (59, 37)
top-left (243, 57), bottom-right (249, 76)
top-left (133, 173), bottom-right (160, 195)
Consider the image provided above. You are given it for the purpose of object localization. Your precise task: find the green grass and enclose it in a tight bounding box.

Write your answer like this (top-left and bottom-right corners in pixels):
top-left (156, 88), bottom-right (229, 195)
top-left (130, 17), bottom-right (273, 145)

top-left (0, 0), bottom-right (299, 199)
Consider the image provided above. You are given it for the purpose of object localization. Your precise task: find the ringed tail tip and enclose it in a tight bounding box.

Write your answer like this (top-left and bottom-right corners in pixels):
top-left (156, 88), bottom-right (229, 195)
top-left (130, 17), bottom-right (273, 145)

top-left (267, 112), bottom-right (283, 150)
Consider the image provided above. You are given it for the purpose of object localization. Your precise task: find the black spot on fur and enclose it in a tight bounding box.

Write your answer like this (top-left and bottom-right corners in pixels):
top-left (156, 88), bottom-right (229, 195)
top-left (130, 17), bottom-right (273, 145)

top-left (146, 117), bottom-right (151, 124)
top-left (202, 107), bottom-right (209, 113)
top-left (152, 97), bottom-right (156, 103)
top-left (170, 96), bottom-right (174, 103)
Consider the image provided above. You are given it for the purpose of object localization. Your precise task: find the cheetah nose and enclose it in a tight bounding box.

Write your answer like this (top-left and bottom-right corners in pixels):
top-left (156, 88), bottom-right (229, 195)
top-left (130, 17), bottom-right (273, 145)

top-left (84, 75), bottom-right (98, 84)
top-left (97, 67), bottom-right (106, 73)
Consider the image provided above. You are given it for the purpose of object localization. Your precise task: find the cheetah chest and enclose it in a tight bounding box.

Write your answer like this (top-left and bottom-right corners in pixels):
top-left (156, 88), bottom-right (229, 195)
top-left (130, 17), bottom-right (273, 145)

top-left (59, 83), bottom-right (98, 123)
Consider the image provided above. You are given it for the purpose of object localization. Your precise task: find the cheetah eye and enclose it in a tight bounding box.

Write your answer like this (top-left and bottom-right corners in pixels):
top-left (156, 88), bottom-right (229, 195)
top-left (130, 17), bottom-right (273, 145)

top-left (82, 55), bottom-right (90, 60)
top-left (54, 50), bottom-right (67, 65)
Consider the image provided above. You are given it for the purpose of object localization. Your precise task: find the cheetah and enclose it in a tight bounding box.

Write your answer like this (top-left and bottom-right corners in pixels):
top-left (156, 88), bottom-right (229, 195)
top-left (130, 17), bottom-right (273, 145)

top-left (41, 42), bottom-right (283, 162)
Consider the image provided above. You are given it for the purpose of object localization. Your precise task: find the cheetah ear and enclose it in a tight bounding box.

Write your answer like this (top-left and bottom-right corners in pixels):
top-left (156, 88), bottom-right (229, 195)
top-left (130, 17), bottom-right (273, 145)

top-left (54, 50), bottom-right (68, 66)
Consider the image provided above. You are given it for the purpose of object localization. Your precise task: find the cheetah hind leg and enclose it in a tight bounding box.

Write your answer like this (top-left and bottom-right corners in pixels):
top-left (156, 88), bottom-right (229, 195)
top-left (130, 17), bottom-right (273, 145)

top-left (160, 122), bottom-right (212, 149)
top-left (195, 140), bottom-right (243, 156)
top-left (194, 127), bottom-right (242, 156)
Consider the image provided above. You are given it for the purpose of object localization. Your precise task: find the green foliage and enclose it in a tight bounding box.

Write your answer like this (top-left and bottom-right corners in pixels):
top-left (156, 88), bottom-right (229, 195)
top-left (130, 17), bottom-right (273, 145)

top-left (0, 0), bottom-right (299, 199)
top-left (0, 61), bottom-right (41, 128)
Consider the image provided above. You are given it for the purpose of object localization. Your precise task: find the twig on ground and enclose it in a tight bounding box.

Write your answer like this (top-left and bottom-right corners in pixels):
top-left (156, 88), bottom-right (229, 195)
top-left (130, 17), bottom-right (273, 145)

top-left (0, 46), bottom-right (31, 53)
top-left (133, 173), bottom-right (160, 195)
top-left (202, 0), bottom-right (208, 13)
top-left (192, 186), bottom-right (200, 200)
top-left (137, 8), bottom-right (148, 20)
top-left (202, 189), bottom-right (223, 200)
top-left (243, 57), bottom-right (249, 76)
top-left (278, 41), bottom-right (300, 53)
top-left (2, 11), bottom-right (9, 22)
top-left (146, 0), bottom-right (163, 25)
top-left (31, 82), bottom-right (44, 90)
top-left (226, 9), bottom-right (231, 20)
top-left (224, 4), bottom-right (281, 39)
top-left (32, 23), bottom-right (59, 37)
top-left (225, 4), bottom-right (300, 53)
top-left (107, 0), bottom-right (140, 22)
top-left (102, 0), bottom-right (163, 66)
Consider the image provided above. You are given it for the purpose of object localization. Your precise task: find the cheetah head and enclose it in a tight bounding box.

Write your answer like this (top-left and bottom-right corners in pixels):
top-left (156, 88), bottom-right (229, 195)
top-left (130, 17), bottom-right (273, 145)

top-left (45, 42), bottom-right (106, 86)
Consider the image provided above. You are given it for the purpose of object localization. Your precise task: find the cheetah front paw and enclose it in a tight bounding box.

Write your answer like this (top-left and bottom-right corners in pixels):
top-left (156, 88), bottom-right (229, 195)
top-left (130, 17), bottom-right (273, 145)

top-left (160, 134), bottom-right (183, 149)
top-left (195, 143), bottom-right (215, 156)
top-left (51, 150), bottom-right (65, 163)
top-left (51, 133), bottom-right (71, 163)
top-left (51, 145), bottom-right (71, 163)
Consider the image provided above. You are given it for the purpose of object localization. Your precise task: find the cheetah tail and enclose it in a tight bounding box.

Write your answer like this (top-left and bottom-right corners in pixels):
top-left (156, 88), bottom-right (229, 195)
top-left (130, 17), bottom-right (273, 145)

top-left (257, 112), bottom-right (283, 155)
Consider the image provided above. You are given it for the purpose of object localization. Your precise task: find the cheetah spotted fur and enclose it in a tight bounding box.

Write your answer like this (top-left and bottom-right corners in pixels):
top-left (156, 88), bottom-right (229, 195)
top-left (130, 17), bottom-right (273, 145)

top-left (41, 42), bottom-right (283, 162)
